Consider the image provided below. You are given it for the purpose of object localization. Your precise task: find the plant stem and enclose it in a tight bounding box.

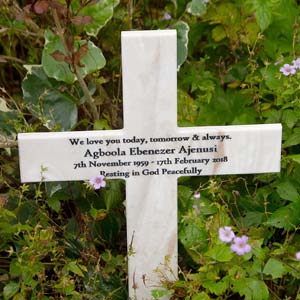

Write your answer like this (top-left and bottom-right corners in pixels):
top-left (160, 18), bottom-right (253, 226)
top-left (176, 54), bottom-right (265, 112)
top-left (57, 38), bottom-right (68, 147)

top-left (52, 8), bottom-right (99, 121)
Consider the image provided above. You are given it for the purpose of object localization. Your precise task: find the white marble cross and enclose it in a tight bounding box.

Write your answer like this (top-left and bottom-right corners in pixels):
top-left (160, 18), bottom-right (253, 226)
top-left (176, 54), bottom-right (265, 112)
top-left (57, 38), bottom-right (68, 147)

top-left (18, 30), bottom-right (282, 300)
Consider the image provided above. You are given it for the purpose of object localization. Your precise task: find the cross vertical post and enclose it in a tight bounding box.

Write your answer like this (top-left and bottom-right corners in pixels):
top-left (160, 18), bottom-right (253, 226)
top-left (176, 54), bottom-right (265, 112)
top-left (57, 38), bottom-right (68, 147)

top-left (121, 31), bottom-right (178, 299)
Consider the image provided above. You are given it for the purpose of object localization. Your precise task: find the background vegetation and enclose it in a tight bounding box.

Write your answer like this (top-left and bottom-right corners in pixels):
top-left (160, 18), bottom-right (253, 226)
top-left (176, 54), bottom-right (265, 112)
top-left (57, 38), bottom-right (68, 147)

top-left (1, 0), bottom-right (300, 299)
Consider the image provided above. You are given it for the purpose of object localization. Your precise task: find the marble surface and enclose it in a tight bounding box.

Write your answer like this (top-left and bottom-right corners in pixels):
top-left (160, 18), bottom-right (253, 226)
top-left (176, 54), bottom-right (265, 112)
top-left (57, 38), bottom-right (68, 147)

top-left (18, 30), bottom-right (282, 300)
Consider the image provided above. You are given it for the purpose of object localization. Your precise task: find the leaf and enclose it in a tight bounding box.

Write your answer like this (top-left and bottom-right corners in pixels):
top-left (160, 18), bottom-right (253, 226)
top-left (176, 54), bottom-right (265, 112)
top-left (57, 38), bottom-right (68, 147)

top-left (42, 30), bottom-right (106, 84)
top-left (212, 26), bottom-right (226, 42)
top-left (67, 261), bottom-right (85, 277)
top-left (283, 132), bottom-right (300, 148)
top-left (265, 202), bottom-right (300, 230)
top-left (205, 244), bottom-right (234, 262)
top-left (72, 0), bottom-right (120, 37)
top-left (172, 21), bottom-right (189, 70)
top-left (287, 154), bottom-right (300, 164)
top-left (4, 282), bottom-right (19, 300)
top-left (233, 278), bottom-right (269, 300)
top-left (186, 0), bottom-right (207, 16)
top-left (151, 289), bottom-right (174, 299)
top-left (263, 258), bottom-right (287, 279)
top-left (22, 65), bottom-right (78, 130)
top-left (282, 109), bottom-right (298, 128)
top-left (250, 0), bottom-right (272, 31)
top-left (47, 197), bottom-right (61, 212)
top-left (192, 292), bottom-right (210, 300)
top-left (276, 181), bottom-right (300, 202)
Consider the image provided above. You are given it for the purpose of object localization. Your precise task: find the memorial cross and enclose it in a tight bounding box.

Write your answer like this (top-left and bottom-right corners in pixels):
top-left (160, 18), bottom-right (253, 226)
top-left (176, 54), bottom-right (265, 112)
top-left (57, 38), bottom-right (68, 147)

top-left (18, 30), bottom-right (282, 300)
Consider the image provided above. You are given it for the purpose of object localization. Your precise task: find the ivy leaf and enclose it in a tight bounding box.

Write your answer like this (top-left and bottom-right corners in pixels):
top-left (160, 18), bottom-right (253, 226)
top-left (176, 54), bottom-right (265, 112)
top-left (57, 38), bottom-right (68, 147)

top-left (42, 30), bottom-right (106, 84)
top-left (186, 0), bottom-right (207, 16)
top-left (172, 21), bottom-right (189, 70)
top-left (3, 282), bottom-right (19, 300)
top-left (72, 0), bottom-right (120, 37)
top-left (22, 65), bottom-right (78, 130)
top-left (263, 258), bottom-right (287, 279)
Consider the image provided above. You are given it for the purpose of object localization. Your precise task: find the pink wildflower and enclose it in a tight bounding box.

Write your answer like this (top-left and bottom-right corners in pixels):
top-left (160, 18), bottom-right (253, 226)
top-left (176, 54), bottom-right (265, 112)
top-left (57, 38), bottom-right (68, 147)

top-left (218, 226), bottom-right (235, 243)
top-left (280, 64), bottom-right (296, 76)
top-left (194, 192), bottom-right (201, 199)
top-left (295, 251), bottom-right (300, 261)
top-left (163, 12), bottom-right (172, 20)
top-left (230, 235), bottom-right (252, 255)
top-left (89, 175), bottom-right (106, 190)
top-left (293, 58), bottom-right (300, 69)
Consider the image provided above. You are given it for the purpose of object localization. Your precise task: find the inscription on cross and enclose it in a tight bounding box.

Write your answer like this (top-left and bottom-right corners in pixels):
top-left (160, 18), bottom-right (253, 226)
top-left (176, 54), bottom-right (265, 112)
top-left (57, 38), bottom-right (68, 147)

top-left (18, 30), bottom-right (282, 300)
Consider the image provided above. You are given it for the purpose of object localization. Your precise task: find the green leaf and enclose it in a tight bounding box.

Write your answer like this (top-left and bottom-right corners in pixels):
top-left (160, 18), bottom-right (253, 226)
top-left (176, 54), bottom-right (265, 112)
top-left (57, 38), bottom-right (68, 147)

top-left (265, 202), bottom-right (300, 230)
top-left (287, 154), bottom-right (300, 164)
top-left (282, 110), bottom-right (298, 128)
top-left (4, 282), bottom-right (19, 300)
top-left (22, 65), bottom-right (78, 130)
top-left (205, 244), bottom-right (234, 262)
top-left (42, 30), bottom-right (106, 83)
top-left (250, 0), bottom-right (272, 31)
top-left (192, 292), bottom-right (210, 300)
top-left (186, 0), bottom-right (207, 16)
top-left (179, 221), bottom-right (208, 252)
top-left (47, 197), bottom-right (61, 212)
top-left (276, 180), bottom-right (300, 202)
top-left (212, 26), bottom-right (226, 42)
top-left (72, 0), bottom-right (120, 37)
top-left (67, 261), bottom-right (85, 277)
top-left (283, 132), bottom-right (300, 148)
top-left (172, 21), bottom-right (189, 70)
top-left (263, 258), bottom-right (287, 279)
top-left (233, 278), bottom-right (269, 300)
top-left (151, 289), bottom-right (174, 299)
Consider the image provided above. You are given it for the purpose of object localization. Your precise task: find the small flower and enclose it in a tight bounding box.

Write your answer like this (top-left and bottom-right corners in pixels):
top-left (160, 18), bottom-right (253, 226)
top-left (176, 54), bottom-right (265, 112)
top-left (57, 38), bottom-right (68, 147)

top-left (230, 235), bottom-right (252, 256)
top-left (219, 226), bottom-right (235, 243)
top-left (89, 175), bottom-right (106, 190)
top-left (280, 63), bottom-right (296, 76)
top-left (295, 251), bottom-right (300, 261)
top-left (293, 58), bottom-right (300, 69)
top-left (204, 0), bottom-right (210, 3)
top-left (163, 12), bottom-right (172, 20)
top-left (194, 192), bottom-right (201, 199)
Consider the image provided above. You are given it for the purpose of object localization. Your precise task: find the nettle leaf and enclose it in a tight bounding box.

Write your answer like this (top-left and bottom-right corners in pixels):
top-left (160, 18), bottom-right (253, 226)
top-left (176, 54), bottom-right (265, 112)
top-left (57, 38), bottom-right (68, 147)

top-left (263, 258), bottom-right (287, 279)
top-left (172, 21), bottom-right (189, 70)
top-left (42, 30), bottom-right (106, 84)
top-left (186, 0), bottom-right (207, 17)
top-left (22, 65), bottom-right (78, 130)
top-left (71, 0), bottom-right (120, 37)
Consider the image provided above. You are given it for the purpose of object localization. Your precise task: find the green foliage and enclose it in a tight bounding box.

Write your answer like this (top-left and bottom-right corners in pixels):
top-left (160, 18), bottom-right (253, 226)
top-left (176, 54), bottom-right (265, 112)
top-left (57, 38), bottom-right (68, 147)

top-left (2, 0), bottom-right (300, 299)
